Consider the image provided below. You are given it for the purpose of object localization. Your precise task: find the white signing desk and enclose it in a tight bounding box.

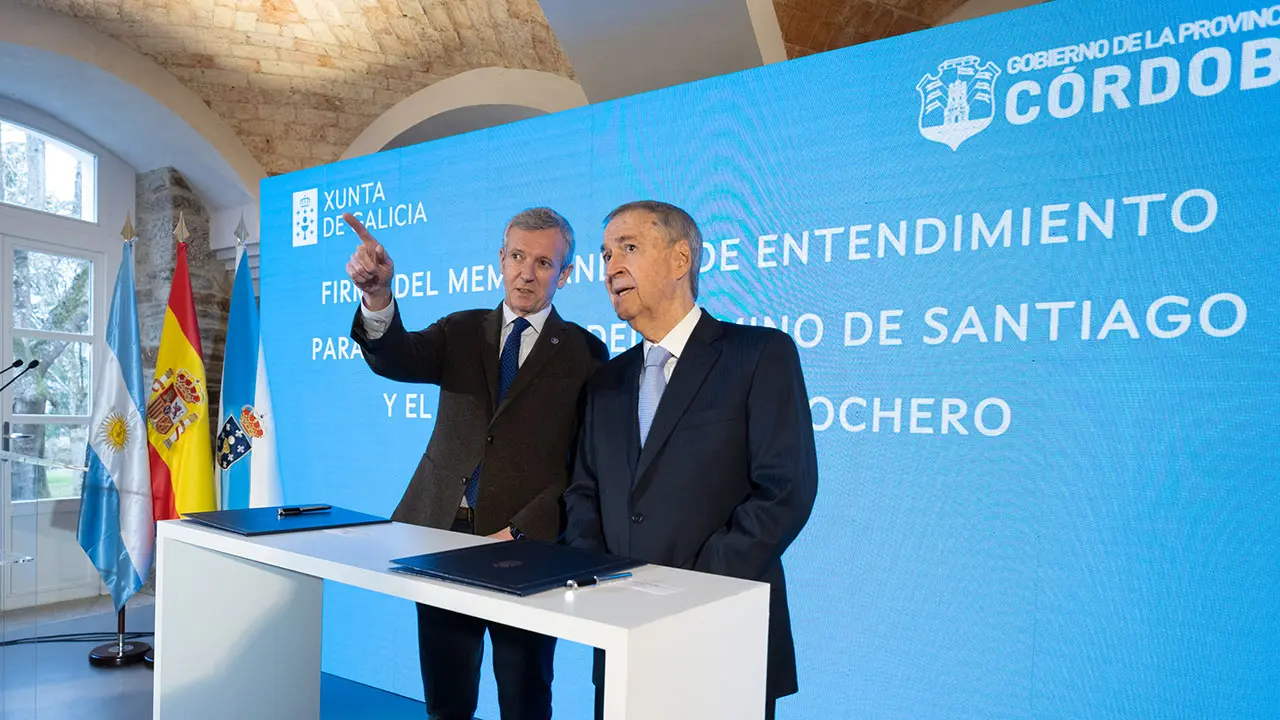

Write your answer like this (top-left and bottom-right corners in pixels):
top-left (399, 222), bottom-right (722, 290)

top-left (152, 518), bottom-right (769, 719)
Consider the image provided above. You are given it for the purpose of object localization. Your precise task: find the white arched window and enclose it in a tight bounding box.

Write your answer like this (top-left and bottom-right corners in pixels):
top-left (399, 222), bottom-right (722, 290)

top-left (1, 118), bottom-right (97, 223)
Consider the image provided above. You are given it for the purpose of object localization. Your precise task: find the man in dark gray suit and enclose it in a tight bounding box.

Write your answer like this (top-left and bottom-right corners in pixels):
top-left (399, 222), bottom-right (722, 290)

top-left (564, 201), bottom-right (817, 720)
top-left (347, 208), bottom-right (609, 720)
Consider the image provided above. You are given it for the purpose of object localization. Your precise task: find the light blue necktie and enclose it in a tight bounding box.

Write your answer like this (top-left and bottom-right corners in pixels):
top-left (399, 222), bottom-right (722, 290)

top-left (638, 344), bottom-right (672, 447)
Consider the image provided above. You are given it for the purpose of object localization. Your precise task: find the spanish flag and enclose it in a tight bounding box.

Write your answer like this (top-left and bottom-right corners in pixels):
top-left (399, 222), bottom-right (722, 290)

top-left (147, 236), bottom-right (216, 519)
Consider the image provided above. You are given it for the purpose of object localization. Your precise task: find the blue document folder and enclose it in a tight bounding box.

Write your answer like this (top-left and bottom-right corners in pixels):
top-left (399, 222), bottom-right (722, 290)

top-left (390, 539), bottom-right (642, 596)
top-left (181, 505), bottom-right (390, 536)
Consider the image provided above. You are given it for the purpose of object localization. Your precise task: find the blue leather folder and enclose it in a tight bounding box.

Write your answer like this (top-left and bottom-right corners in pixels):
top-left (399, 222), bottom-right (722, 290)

top-left (390, 539), bottom-right (642, 596)
top-left (181, 505), bottom-right (390, 536)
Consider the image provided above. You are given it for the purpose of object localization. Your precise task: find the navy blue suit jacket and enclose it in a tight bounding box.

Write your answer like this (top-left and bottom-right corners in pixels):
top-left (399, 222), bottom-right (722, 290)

top-left (564, 310), bottom-right (818, 699)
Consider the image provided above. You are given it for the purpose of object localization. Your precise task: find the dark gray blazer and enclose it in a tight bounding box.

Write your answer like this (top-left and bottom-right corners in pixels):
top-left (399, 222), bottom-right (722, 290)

top-left (351, 302), bottom-right (609, 539)
top-left (564, 311), bottom-right (818, 699)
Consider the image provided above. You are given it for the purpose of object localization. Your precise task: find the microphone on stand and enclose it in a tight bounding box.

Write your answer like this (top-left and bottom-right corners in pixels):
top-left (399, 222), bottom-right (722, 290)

top-left (0, 359), bottom-right (22, 375)
top-left (0, 359), bottom-right (38, 394)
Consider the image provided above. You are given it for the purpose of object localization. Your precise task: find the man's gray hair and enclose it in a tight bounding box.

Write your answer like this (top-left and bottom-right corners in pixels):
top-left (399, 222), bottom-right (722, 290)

top-left (604, 200), bottom-right (704, 299)
top-left (504, 207), bottom-right (575, 269)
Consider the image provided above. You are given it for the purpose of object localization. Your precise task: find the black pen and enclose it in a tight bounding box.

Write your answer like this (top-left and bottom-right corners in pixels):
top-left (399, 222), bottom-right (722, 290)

top-left (565, 571), bottom-right (632, 590)
top-left (278, 504), bottom-right (332, 518)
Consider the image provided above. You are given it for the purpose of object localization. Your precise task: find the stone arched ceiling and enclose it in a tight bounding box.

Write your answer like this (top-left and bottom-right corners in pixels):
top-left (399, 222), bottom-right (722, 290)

top-left (15, 0), bottom-right (574, 175)
top-left (15, 0), bottom-right (962, 176)
top-left (776, 0), bottom-right (968, 57)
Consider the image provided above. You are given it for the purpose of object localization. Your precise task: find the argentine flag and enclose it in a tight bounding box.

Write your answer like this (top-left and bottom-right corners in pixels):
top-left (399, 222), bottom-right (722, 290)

top-left (216, 247), bottom-right (282, 509)
top-left (78, 241), bottom-right (154, 611)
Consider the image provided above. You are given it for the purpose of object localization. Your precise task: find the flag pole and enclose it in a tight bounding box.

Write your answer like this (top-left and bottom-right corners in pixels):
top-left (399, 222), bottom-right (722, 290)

top-left (146, 209), bottom-right (211, 670)
top-left (146, 211), bottom-right (189, 671)
top-left (83, 215), bottom-right (153, 668)
top-left (88, 606), bottom-right (150, 667)
top-left (143, 211), bottom-right (186, 670)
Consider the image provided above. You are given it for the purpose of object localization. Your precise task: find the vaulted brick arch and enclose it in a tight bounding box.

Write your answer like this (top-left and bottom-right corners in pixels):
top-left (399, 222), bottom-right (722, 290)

top-left (15, 0), bottom-right (974, 177)
top-left (774, 0), bottom-right (971, 57)
top-left (343, 66), bottom-right (586, 158)
top-left (16, 0), bottom-right (575, 175)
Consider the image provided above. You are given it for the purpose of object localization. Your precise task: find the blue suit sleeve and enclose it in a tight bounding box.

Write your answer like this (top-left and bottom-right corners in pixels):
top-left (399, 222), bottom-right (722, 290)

top-left (693, 332), bottom-right (818, 579)
top-left (563, 386), bottom-right (606, 551)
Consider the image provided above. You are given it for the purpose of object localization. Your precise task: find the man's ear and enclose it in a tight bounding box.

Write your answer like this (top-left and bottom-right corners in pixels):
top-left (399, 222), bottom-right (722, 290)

top-left (557, 263), bottom-right (573, 289)
top-left (673, 239), bottom-right (692, 280)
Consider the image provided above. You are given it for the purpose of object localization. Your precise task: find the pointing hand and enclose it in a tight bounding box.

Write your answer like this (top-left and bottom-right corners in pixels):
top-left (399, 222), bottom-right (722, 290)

top-left (343, 213), bottom-right (394, 311)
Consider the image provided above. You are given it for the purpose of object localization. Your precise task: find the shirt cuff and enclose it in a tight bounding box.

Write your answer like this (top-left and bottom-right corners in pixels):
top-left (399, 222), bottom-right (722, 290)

top-left (360, 298), bottom-right (395, 340)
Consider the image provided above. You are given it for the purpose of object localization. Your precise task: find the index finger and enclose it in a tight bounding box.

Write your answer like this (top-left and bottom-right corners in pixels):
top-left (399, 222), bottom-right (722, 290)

top-left (343, 213), bottom-right (378, 246)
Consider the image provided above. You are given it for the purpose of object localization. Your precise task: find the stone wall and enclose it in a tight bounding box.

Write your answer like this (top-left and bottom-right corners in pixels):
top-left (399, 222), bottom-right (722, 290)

top-left (134, 168), bottom-right (233, 418)
top-left (133, 167), bottom-right (232, 598)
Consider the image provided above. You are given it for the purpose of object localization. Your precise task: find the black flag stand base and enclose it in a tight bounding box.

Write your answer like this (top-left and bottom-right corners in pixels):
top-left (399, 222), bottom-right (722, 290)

top-left (88, 607), bottom-right (150, 668)
top-left (144, 648), bottom-right (154, 668)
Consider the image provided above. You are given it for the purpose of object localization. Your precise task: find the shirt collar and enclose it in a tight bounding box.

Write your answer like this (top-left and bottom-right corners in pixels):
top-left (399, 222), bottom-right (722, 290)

top-left (502, 302), bottom-right (553, 335)
top-left (642, 305), bottom-right (702, 361)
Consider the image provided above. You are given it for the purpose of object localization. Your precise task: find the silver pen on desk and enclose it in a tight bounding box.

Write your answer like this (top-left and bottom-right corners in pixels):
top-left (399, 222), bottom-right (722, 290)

top-left (565, 571), bottom-right (633, 590)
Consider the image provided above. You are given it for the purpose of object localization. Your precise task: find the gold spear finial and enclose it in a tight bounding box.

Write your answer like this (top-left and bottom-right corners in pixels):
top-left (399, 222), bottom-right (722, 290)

top-left (173, 212), bottom-right (190, 245)
top-left (234, 213), bottom-right (249, 248)
top-left (120, 212), bottom-right (136, 244)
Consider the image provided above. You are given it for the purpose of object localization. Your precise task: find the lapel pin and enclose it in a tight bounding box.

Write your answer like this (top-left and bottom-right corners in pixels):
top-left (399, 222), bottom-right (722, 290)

top-left (551, 337), bottom-right (559, 345)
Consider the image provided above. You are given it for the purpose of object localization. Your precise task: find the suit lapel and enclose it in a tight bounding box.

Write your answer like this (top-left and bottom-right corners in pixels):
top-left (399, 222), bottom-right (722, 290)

top-left (632, 313), bottom-right (722, 500)
top-left (621, 346), bottom-right (643, 479)
top-left (479, 305), bottom-right (502, 412)
top-left (492, 307), bottom-right (567, 421)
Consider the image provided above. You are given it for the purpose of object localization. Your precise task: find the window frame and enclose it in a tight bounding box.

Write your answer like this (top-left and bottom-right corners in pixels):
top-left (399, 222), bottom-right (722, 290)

top-left (0, 116), bottom-right (99, 225)
top-left (4, 237), bottom-right (101, 504)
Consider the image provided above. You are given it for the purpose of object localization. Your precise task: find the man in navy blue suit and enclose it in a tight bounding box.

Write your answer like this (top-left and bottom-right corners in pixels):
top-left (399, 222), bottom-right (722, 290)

top-left (564, 200), bottom-right (819, 720)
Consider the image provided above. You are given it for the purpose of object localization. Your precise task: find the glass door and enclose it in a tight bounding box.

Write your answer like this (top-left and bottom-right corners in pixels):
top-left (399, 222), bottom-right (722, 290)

top-left (0, 236), bottom-right (104, 611)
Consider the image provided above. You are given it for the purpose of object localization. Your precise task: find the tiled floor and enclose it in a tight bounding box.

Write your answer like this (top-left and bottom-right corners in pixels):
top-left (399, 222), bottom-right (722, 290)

top-left (0, 594), bottom-right (427, 719)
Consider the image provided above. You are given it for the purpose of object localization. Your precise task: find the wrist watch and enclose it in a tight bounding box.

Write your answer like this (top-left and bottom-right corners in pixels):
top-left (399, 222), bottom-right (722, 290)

top-left (508, 524), bottom-right (525, 540)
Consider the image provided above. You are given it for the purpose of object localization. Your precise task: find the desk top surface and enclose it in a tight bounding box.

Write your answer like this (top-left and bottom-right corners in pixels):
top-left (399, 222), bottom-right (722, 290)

top-left (158, 518), bottom-right (767, 643)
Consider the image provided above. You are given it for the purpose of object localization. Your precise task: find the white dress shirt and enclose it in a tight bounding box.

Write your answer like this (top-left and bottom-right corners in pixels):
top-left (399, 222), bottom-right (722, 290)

top-left (360, 299), bottom-right (551, 367)
top-left (497, 303), bottom-right (552, 366)
top-left (641, 305), bottom-right (703, 382)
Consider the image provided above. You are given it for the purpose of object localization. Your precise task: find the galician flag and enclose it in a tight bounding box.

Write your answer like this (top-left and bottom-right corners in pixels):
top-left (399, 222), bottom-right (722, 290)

top-left (216, 243), bottom-right (282, 508)
top-left (78, 237), bottom-right (154, 611)
top-left (147, 217), bottom-right (216, 518)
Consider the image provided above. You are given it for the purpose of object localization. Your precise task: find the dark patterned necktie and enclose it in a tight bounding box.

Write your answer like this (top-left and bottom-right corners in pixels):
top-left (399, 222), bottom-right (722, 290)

top-left (465, 317), bottom-right (531, 508)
